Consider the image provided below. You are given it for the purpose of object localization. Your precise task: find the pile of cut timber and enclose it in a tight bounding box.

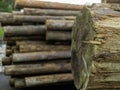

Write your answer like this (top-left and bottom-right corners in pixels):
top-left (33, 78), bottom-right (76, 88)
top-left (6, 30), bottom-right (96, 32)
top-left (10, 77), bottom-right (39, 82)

top-left (2, 0), bottom-right (81, 88)
top-left (1, 0), bottom-right (120, 89)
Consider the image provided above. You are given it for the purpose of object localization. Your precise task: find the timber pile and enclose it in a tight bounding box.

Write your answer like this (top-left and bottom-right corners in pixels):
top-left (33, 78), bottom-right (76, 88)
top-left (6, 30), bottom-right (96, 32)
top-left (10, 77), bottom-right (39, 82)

top-left (1, 0), bottom-right (120, 89)
top-left (2, 0), bottom-right (81, 88)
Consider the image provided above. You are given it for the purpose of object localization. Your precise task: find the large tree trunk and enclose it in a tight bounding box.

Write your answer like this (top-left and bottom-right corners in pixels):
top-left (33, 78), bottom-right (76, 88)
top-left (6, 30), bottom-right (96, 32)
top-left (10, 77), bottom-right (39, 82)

top-left (15, 0), bottom-right (83, 10)
top-left (71, 4), bottom-right (120, 90)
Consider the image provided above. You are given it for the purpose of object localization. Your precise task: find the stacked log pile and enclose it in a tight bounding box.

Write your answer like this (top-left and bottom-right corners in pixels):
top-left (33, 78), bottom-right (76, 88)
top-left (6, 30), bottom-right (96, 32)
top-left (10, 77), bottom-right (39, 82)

top-left (1, 0), bottom-right (81, 88)
top-left (1, 0), bottom-right (120, 89)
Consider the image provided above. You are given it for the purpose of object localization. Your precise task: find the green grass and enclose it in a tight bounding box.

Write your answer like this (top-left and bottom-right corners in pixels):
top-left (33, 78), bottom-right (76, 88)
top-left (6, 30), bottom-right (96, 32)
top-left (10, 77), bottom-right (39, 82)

top-left (0, 27), bottom-right (4, 38)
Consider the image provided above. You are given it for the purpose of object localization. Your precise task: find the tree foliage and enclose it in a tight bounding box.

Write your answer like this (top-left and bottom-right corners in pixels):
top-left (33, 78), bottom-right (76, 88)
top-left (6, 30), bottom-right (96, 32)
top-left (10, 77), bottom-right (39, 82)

top-left (0, 0), bottom-right (14, 12)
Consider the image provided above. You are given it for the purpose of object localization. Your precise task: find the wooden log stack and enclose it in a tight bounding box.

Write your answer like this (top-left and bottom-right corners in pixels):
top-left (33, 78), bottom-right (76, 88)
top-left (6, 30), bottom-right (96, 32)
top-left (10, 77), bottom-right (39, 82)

top-left (1, 0), bottom-right (120, 89)
top-left (1, 0), bottom-right (81, 88)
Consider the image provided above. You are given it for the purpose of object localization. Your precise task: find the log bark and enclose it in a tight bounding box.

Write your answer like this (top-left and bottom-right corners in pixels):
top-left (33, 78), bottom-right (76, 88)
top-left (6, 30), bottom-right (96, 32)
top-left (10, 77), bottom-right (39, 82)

top-left (0, 13), bottom-right (14, 24)
top-left (4, 25), bottom-right (46, 36)
top-left (12, 11), bottom-right (23, 15)
top-left (46, 31), bottom-right (71, 41)
top-left (4, 61), bottom-right (71, 76)
top-left (25, 73), bottom-right (73, 87)
top-left (2, 57), bottom-right (12, 65)
top-left (16, 41), bottom-right (44, 46)
top-left (71, 4), bottom-right (120, 90)
top-left (106, 0), bottom-right (120, 3)
top-left (88, 73), bottom-right (120, 89)
top-left (46, 20), bottom-right (74, 31)
top-left (6, 49), bottom-right (12, 56)
top-left (9, 78), bottom-right (15, 87)
top-left (7, 61), bottom-right (120, 90)
top-left (14, 73), bottom-right (73, 88)
top-left (18, 44), bottom-right (70, 53)
top-left (24, 8), bottom-right (79, 16)
top-left (12, 51), bottom-right (71, 63)
top-left (15, 0), bottom-right (83, 10)
top-left (4, 36), bottom-right (45, 41)
top-left (13, 15), bottom-right (75, 23)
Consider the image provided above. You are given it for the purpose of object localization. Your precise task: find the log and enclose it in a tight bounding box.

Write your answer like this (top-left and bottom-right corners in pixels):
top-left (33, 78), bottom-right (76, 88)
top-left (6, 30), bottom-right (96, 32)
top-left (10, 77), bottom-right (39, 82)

top-left (91, 61), bottom-right (120, 74)
top-left (12, 51), bottom-right (71, 63)
top-left (71, 5), bottom-right (120, 90)
top-left (14, 73), bottom-right (73, 88)
top-left (46, 20), bottom-right (74, 31)
top-left (4, 25), bottom-right (46, 36)
top-left (4, 61), bottom-right (71, 76)
top-left (12, 11), bottom-right (23, 15)
top-left (4, 36), bottom-right (45, 41)
top-left (13, 15), bottom-right (75, 23)
top-left (2, 57), bottom-right (12, 65)
top-left (6, 49), bottom-right (12, 56)
top-left (9, 78), bottom-right (15, 87)
top-left (15, 0), bottom-right (83, 10)
top-left (46, 31), bottom-right (71, 41)
top-left (110, 4), bottom-right (120, 11)
top-left (25, 73), bottom-right (73, 87)
top-left (14, 78), bottom-right (25, 88)
top-left (0, 13), bottom-right (14, 24)
top-left (18, 44), bottom-right (70, 53)
top-left (88, 73), bottom-right (120, 89)
top-left (16, 41), bottom-right (44, 46)
top-left (106, 0), bottom-right (120, 3)
top-left (24, 8), bottom-right (79, 16)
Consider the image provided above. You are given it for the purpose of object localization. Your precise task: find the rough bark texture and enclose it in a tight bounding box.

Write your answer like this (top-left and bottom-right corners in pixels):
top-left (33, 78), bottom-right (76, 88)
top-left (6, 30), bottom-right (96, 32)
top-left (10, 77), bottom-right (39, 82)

top-left (24, 8), bottom-right (80, 16)
top-left (71, 7), bottom-right (95, 90)
top-left (71, 4), bottom-right (120, 90)
top-left (15, 0), bottom-right (83, 10)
